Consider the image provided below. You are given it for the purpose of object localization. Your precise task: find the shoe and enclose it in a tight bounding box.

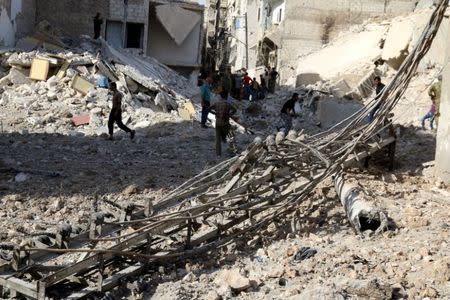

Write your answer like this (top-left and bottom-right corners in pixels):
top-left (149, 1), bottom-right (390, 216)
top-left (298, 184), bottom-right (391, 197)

top-left (201, 124), bottom-right (208, 129)
top-left (107, 135), bottom-right (114, 141)
top-left (130, 130), bottom-right (136, 140)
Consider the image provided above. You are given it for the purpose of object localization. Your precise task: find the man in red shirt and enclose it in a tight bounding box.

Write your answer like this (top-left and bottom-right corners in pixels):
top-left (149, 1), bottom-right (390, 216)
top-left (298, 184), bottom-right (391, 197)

top-left (242, 72), bottom-right (253, 100)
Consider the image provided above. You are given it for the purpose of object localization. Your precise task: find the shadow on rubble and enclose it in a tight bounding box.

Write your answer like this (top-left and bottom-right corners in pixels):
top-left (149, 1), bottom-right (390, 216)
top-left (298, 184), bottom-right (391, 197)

top-left (0, 120), bottom-right (223, 199)
top-left (363, 125), bottom-right (437, 176)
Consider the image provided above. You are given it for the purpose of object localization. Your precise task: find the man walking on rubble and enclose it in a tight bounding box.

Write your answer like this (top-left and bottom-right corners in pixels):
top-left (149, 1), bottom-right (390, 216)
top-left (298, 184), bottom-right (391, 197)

top-left (108, 82), bottom-right (135, 140)
top-left (268, 67), bottom-right (279, 93)
top-left (93, 13), bottom-right (103, 39)
top-left (368, 76), bottom-right (386, 122)
top-left (210, 90), bottom-right (237, 157)
top-left (200, 76), bottom-right (213, 128)
top-left (242, 72), bottom-right (253, 100)
top-left (278, 93), bottom-right (300, 133)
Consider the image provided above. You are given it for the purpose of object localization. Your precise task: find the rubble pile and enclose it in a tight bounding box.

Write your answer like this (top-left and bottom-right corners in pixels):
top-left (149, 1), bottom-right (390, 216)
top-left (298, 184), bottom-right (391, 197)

top-left (0, 39), bottom-right (200, 137)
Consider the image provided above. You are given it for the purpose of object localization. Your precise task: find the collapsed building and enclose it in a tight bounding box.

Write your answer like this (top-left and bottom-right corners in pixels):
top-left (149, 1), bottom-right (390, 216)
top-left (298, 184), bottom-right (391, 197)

top-left (205, 0), bottom-right (421, 81)
top-left (1, 0), bottom-right (205, 77)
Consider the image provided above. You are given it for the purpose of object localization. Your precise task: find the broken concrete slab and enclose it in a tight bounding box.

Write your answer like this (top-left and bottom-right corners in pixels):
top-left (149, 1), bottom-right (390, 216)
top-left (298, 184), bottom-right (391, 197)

top-left (16, 36), bottom-right (41, 52)
top-left (356, 69), bottom-right (382, 98)
top-left (71, 75), bottom-right (95, 95)
top-left (331, 79), bottom-right (352, 98)
top-left (56, 60), bottom-right (71, 79)
top-left (29, 58), bottom-right (50, 81)
top-left (296, 73), bottom-right (322, 87)
top-left (414, 0), bottom-right (435, 11)
top-left (382, 19), bottom-right (414, 70)
top-left (155, 4), bottom-right (201, 46)
top-left (177, 101), bottom-right (196, 120)
top-left (8, 67), bottom-right (32, 85)
top-left (317, 97), bottom-right (364, 129)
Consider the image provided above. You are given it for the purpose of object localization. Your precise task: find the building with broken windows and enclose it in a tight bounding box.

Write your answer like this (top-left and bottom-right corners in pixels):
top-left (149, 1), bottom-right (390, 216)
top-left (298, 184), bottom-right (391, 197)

top-left (1, 0), bottom-right (205, 76)
top-left (206, 0), bottom-right (420, 84)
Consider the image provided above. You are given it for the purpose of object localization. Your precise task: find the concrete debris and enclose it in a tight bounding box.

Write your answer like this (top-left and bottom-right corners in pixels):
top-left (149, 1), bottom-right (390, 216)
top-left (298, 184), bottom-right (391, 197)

top-left (155, 4), bottom-right (201, 46)
top-left (214, 268), bottom-right (251, 293)
top-left (382, 19), bottom-right (414, 69)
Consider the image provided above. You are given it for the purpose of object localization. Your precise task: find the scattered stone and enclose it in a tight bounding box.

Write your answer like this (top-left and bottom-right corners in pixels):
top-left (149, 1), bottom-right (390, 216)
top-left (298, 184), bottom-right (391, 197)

top-left (214, 268), bottom-right (251, 293)
top-left (123, 184), bottom-right (139, 196)
top-left (14, 172), bottom-right (29, 183)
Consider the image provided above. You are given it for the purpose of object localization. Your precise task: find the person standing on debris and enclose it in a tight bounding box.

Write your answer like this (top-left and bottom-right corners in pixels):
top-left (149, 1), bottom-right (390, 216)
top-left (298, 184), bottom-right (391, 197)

top-left (250, 77), bottom-right (260, 101)
top-left (200, 76), bottom-right (213, 128)
top-left (242, 72), bottom-right (253, 100)
top-left (93, 13), bottom-right (103, 39)
top-left (268, 67), bottom-right (279, 93)
top-left (210, 90), bottom-right (237, 157)
top-left (278, 93), bottom-right (300, 133)
top-left (260, 74), bottom-right (267, 93)
top-left (368, 76), bottom-right (386, 122)
top-left (429, 75), bottom-right (442, 126)
top-left (221, 67), bottom-right (233, 96)
top-left (421, 96), bottom-right (436, 130)
top-left (233, 74), bottom-right (242, 100)
top-left (108, 82), bottom-right (135, 140)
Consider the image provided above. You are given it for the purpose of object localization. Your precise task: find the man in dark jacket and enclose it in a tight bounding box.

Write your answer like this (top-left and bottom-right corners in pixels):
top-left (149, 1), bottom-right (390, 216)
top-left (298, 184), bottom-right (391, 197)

top-left (368, 76), bottom-right (386, 122)
top-left (210, 90), bottom-right (237, 156)
top-left (278, 93), bottom-right (299, 133)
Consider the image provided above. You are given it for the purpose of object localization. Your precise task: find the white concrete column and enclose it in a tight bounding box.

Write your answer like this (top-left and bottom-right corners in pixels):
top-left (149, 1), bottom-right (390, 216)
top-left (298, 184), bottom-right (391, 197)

top-left (435, 22), bottom-right (450, 183)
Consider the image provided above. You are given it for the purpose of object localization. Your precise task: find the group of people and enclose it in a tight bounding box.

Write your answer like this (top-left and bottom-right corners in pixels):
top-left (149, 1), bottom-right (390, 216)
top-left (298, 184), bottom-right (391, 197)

top-left (360, 74), bottom-right (442, 131)
top-left (227, 67), bottom-right (279, 101)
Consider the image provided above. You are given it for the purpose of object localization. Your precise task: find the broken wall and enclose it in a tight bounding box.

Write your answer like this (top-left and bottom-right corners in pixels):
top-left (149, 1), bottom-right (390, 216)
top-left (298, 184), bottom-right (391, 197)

top-left (109, 0), bottom-right (148, 23)
top-left (318, 97), bottom-right (364, 129)
top-left (0, 0), bottom-right (35, 47)
top-left (35, 0), bottom-right (109, 40)
top-left (147, 4), bottom-right (202, 67)
top-left (277, 0), bottom-right (417, 82)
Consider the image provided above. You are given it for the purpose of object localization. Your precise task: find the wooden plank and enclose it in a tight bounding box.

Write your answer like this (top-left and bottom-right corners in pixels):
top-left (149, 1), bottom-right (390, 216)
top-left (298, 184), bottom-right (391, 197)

top-left (0, 275), bottom-right (37, 299)
top-left (66, 264), bottom-right (144, 299)
top-left (71, 76), bottom-right (95, 95)
top-left (342, 137), bottom-right (395, 167)
top-left (56, 60), bottom-right (70, 79)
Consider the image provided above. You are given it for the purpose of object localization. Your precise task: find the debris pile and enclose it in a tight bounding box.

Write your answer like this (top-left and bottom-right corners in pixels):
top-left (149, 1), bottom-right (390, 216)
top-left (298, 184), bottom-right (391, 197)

top-left (0, 36), bottom-right (199, 137)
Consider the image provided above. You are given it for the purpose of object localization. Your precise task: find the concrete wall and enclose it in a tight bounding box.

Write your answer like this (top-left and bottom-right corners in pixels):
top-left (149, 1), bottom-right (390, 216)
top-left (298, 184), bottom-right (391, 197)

top-left (318, 97), bottom-right (364, 129)
top-left (274, 0), bottom-right (417, 82)
top-left (0, 0), bottom-right (35, 47)
top-left (435, 18), bottom-right (450, 183)
top-left (147, 5), bottom-right (202, 67)
top-left (109, 0), bottom-right (148, 23)
top-left (35, 0), bottom-right (108, 39)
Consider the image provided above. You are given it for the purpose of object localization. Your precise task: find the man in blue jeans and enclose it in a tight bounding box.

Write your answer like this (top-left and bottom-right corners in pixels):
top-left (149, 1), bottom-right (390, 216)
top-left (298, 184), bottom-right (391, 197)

top-left (200, 76), bottom-right (212, 128)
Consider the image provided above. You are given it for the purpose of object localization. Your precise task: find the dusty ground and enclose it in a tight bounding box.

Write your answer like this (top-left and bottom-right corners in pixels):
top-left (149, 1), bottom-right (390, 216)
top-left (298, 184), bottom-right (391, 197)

top-left (119, 126), bottom-right (448, 300)
top-left (0, 118), bottom-right (253, 245)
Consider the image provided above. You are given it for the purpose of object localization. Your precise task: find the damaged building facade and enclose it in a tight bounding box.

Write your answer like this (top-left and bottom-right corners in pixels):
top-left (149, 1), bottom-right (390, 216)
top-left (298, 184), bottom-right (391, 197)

top-left (2, 0), bottom-right (204, 76)
top-left (0, 0), bottom-right (36, 47)
top-left (206, 0), bottom-right (419, 83)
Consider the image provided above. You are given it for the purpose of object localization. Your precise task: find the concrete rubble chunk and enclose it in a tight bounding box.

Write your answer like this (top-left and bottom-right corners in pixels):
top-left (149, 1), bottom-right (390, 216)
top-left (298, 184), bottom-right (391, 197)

top-left (7, 68), bottom-right (32, 85)
top-left (214, 268), bottom-right (251, 293)
top-left (382, 19), bottom-right (414, 70)
top-left (155, 4), bottom-right (201, 46)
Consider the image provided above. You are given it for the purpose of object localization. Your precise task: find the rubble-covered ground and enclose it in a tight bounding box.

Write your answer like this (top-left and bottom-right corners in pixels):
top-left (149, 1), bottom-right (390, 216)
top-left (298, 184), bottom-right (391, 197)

top-left (1, 8), bottom-right (450, 300)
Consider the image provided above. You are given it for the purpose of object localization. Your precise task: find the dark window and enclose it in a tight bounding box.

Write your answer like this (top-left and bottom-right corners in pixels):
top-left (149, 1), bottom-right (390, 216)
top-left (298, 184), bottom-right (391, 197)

top-left (126, 23), bottom-right (144, 48)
